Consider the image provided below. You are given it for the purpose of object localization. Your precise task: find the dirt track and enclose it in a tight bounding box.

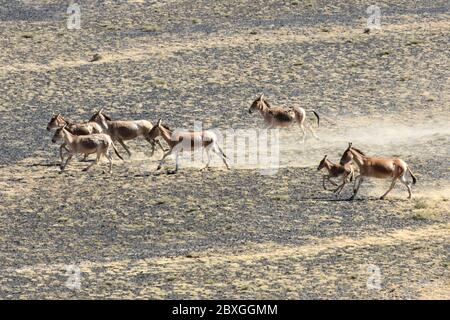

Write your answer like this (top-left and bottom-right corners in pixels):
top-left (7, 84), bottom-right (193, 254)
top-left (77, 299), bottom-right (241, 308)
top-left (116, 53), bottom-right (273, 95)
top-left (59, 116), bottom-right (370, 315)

top-left (0, 1), bottom-right (449, 299)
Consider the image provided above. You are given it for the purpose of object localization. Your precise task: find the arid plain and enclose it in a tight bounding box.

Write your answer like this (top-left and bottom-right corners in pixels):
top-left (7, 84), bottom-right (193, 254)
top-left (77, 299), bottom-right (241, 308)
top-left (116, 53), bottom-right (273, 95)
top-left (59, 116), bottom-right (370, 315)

top-left (0, 0), bottom-right (449, 299)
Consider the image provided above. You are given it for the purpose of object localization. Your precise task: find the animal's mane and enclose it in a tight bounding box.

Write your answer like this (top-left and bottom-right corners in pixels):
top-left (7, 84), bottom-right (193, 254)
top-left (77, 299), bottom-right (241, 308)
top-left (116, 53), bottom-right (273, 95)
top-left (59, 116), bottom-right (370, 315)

top-left (351, 147), bottom-right (366, 156)
top-left (160, 123), bottom-right (172, 132)
top-left (261, 98), bottom-right (273, 109)
top-left (102, 113), bottom-right (112, 121)
top-left (56, 114), bottom-right (73, 125)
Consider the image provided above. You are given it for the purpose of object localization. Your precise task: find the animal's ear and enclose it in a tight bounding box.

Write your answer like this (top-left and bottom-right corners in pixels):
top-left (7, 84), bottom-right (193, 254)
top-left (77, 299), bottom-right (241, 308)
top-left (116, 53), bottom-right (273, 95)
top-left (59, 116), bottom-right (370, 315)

top-left (324, 154), bottom-right (328, 159)
top-left (157, 118), bottom-right (162, 127)
top-left (99, 108), bottom-right (104, 114)
top-left (260, 93), bottom-right (264, 100)
top-left (57, 113), bottom-right (61, 117)
top-left (348, 142), bottom-right (352, 148)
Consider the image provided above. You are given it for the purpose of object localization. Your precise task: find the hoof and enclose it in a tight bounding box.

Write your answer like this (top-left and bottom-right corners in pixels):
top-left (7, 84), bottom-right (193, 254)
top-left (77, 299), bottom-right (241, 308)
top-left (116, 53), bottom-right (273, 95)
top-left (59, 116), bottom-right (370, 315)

top-left (380, 196), bottom-right (385, 200)
top-left (82, 168), bottom-right (88, 172)
top-left (156, 165), bottom-right (162, 171)
top-left (167, 170), bottom-right (177, 175)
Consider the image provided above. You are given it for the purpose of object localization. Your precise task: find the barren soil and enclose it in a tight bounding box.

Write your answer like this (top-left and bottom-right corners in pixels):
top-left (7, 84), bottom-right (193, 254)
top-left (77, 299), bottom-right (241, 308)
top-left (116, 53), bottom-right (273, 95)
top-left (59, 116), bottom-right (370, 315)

top-left (0, 0), bottom-right (449, 299)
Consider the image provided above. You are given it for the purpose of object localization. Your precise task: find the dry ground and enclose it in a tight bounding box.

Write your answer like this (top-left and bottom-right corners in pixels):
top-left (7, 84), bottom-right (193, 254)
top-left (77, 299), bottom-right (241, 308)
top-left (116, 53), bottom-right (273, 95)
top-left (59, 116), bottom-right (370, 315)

top-left (0, 0), bottom-right (449, 299)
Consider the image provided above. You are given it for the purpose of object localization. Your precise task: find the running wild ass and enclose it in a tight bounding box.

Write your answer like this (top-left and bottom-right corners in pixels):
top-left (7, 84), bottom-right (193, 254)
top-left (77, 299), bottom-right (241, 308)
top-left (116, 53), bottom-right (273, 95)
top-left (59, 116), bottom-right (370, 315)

top-left (248, 94), bottom-right (320, 143)
top-left (317, 155), bottom-right (355, 195)
top-left (47, 113), bottom-right (103, 161)
top-left (52, 125), bottom-right (123, 173)
top-left (146, 119), bottom-right (230, 173)
top-left (89, 108), bottom-right (165, 157)
top-left (340, 143), bottom-right (417, 200)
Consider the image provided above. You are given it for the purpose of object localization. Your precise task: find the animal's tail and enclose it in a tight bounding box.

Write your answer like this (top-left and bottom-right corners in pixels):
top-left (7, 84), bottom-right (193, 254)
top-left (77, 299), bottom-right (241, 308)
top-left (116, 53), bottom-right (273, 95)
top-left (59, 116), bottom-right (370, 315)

top-left (407, 167), bottom-right (417, 185)
top-left (111, 142), bottom-right (124, 160)
top-left (311, 110), bottom-right (320, 127)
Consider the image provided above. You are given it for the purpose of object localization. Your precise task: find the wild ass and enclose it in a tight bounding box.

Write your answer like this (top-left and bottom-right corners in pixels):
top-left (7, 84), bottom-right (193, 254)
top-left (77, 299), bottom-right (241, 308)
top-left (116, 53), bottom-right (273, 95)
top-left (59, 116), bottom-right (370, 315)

top-left (339, 143), bottom-right (417, 200)
top-left (89, 109), bottom-right (165, 157)
top-left (248, 94), bottom-right (320, 143)
top-left (147, 119), bottom-right (230, 173)
top-left (52, 125), bottom-right (123, 173)
top-left (317, 155), bottom-right (355, 195)
top-left (47, 113), bottom-right (103, 161)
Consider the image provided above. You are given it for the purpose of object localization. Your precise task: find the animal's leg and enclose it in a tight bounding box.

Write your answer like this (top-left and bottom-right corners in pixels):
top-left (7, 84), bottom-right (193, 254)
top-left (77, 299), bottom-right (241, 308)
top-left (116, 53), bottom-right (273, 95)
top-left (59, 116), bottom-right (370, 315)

top-left (299, 124), bottom-right (307, 144)
top-left (81, 154), bottom-right (89, 162)
top-left (352, 175), bottom-right (361, 192)
top-left (202, 147), bottom-right (212, 171)
top-left (117, 139), bottom-right (132, 157)
top-left (333, 183), bottom-right (346, 195)
top-left (59, 143), bottom-right (68, 162)
top-left (400, 172), bottom-right (412, 199)
top-left (106, 151), bottom-right (113, 173)
top-left (83, 152), bottom-right (100, 171)
top-left (349, 176), bottom-right (364, 200)
top-left (333, 176), bottom-right (348, 195)
top-left (145, 138), bottom-right (156, 157)
top-left (380, 177), bottom-right (397, 199)
top-left (174, 151), bottom-right (180, 173)
top-left (212, 144), bottom-right (230, 170)
top-left (157, 150), bottom-right (173, 171)
top-left (307, 124), bottom-right (319, 140)
top-left (327, 177), bottom-right (338, 186)
top-left (156, 139), bottom-right (167, 152)
top-left (322, 175), bottom-right (328, 190)
top-left (61, 154), bottom-right (73, 172)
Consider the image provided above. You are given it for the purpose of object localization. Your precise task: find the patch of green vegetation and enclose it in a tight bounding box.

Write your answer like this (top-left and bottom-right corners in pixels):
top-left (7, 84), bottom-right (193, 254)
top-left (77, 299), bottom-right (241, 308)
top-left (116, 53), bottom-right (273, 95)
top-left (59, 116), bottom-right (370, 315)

top-left (377, 50), bottom-right (391, 57)
top-left (192, 18), bottom-right (200, 24)
top-left (141, 23), bottom-right (162, 32)
top-left (269, 194), bottom-right (290, 201)
top-left (89, 53), bottom-right (102, 62)
top-left (414, 200), bottom-right (428, 209)
top-left (411, 213), bottom-right (427, 221)
top-left (152, 78), bottom-right (167, 87)
top-left (348, 62), bottom-right (360, 68)
top-left (406, 40), bottom-right (420, 46)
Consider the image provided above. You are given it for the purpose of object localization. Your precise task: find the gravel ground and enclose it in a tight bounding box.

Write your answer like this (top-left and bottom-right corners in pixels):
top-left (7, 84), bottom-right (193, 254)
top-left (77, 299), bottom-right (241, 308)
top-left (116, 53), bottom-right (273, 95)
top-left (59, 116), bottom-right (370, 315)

top-left (0, 0), bottom-right (448, 299)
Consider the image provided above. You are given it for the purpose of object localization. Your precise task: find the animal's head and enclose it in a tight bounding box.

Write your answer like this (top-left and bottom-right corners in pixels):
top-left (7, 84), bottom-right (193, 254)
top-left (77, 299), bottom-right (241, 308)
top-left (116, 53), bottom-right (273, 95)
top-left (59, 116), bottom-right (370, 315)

top-left (249, 94), bottom-right (266, 114)
top-left (89, 108), bottom-right (110, 129)
top-left (147, 119), bottom-right (164, 140)
top-left (47, 113), bottom-right (63, 131)
top-left (52, 125), bottom-right (66, 143)
top-left (317, 155), bottom-right (328, 171)
top-left (340, 142), bottom-right (366, 165)
top-left (340, 142), bottom-right (354, 165)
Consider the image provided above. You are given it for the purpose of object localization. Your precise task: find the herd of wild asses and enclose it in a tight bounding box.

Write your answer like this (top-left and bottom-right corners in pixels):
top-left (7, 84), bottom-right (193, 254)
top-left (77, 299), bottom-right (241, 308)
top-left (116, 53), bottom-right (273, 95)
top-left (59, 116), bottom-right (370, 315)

top-left (46, 94), bottom-right (417, 200)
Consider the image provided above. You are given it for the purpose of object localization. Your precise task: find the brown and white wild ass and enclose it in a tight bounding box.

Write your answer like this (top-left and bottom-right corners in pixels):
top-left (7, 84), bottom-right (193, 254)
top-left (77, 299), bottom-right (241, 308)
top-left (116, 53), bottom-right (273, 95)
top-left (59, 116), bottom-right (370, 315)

top-left (339, 143), bottom-right (417, 200)
top-left (89, 109), bottom-right (166, 157)
top-left (47, 113), bottom-right (104, 161)
top-left (146, 119), bottom-right (230, 173)
top-left (248, 94), bottom-right (320, 143)
top-left (52, 125), bottom-right (123, 173)
top-left (317, 155), bottom-right (355, 195)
